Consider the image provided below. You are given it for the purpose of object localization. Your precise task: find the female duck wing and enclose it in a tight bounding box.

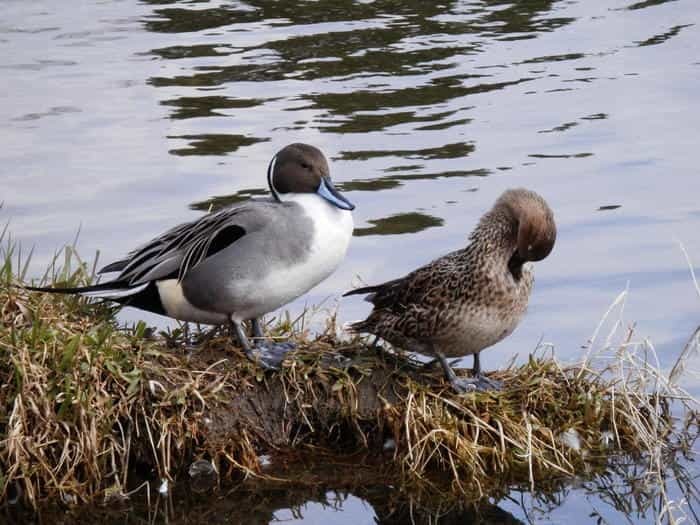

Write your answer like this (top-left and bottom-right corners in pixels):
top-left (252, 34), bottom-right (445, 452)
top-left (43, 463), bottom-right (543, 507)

top-left (345, 258), bottom-right (451, 313)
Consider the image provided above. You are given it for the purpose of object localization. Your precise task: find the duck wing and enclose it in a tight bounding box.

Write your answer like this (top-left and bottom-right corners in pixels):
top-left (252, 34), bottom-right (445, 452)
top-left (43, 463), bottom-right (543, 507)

top-left (110, 204), bottom-right (266, 286)
top-left (344, 251), bottom-right (463, 314)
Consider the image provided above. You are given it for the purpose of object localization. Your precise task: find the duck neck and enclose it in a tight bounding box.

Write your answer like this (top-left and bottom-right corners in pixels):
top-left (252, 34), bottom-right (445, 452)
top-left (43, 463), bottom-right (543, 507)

top-left (282, 192), bottom-right (349, 216)
top-left (470, 208), bottom-right (519, 263)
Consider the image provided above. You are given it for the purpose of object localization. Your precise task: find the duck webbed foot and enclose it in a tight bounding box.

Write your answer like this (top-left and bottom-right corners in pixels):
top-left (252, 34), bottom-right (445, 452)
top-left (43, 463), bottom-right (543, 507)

top-left (231, 319), bottom-right (295, 370)
top-left (436, 352), bottom-right (503, 394)
top-left (246, 341), bottom-right (296, 370)
top-left (450, 374), bottom-right (503, 393)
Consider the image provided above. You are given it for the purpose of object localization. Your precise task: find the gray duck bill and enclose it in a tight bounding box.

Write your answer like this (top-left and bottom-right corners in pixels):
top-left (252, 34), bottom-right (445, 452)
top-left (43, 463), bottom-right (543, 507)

top-left (317, 177), bottom-right (355, 210)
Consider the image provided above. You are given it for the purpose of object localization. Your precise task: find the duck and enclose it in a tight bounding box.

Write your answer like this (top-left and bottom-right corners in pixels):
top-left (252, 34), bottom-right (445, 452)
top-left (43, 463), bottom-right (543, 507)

top-left (28, 143), bottom-right (355, 369)
top-left (343, 188), bottom-right (555, 393)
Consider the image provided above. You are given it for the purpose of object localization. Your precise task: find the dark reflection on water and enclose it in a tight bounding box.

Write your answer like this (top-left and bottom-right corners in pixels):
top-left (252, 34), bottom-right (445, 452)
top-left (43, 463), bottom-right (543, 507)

top-left (635, 23), bottom-right (693, 46)
top-left (141, 0), bottom-right (573, 164)
top-left (625, 0), bottom-right (682, 11)
top-left (12, 105), bottom-right (81, 122)
top-left (161, 95), bottom-right (266, 119)
top-left (528, 152), bottom-right (593, 159)
top-left (335, 142), bottom-right (474, 161)
top-left (21, 450), bottom-right (696, 525)
top-left (519, 52), bottom-right (586, 64)
top-left (167, 133), bottom-right (268, 156)
top-left (384, 168), bottom-right (490, 182)
top-left (339, 178), bottom-right (402, 192)
top-left (342, 169), bottom-right (485, 191)
top-left (317, 110), bottom-right (471, 135)
top-left (354, 212), bottom-right (444, 236)
top-left (306, 78), bottom-right (533, 123)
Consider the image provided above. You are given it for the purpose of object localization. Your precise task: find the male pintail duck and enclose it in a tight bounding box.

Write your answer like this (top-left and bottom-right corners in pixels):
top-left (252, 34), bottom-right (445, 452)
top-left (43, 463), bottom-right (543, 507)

top-left (29, 143), bottom-right (355, 369)
top-left (343, 188), bottom-right (555, 393)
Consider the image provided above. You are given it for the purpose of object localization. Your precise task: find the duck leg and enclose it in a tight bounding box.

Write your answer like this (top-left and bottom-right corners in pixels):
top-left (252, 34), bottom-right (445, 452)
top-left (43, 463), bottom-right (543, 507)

top-left (423, 356), bottom-right (460, 371)
top-left (251, 318), bottom-right (265, 340)
top-left (230, 320), bottom-right (294, 370)
top-left (250, 317), bottom-right (296, 358)
top-left (436, 352), bottom-right (502, 393)
top-left (472, 352), bottom-right (503, 390)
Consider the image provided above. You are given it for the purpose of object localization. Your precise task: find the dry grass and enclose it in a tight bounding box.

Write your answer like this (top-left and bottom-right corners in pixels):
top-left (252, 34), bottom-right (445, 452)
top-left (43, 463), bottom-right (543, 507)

top-left (0, 232), bottom-right (697, 523)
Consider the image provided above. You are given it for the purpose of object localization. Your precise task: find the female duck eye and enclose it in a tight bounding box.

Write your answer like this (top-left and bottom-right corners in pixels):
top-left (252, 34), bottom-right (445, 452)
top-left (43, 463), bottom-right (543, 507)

top-left (300, 162), bottom-right (311, 169)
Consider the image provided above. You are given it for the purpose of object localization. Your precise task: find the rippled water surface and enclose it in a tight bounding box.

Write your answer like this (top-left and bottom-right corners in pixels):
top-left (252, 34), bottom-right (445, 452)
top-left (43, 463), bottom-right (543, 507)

top-left (2, 0), bottom-right (699, 522)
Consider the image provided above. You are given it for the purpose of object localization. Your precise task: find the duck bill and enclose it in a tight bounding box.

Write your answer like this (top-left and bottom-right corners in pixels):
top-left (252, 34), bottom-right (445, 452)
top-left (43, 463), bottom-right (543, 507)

top-left (317, 177), bottom-right (355, 210)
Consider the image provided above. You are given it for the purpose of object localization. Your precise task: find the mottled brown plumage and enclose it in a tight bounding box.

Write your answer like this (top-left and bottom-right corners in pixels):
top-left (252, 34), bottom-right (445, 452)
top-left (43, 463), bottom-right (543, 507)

top-left (344, 188), bottom-right (556, 392)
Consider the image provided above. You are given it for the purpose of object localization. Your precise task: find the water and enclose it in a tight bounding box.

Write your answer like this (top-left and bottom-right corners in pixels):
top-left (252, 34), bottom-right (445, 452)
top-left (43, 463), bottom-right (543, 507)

top-left (1, 0), bottom-right (699, 522)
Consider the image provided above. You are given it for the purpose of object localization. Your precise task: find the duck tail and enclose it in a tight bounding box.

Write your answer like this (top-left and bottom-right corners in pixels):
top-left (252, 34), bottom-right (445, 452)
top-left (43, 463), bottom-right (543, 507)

top-left (25, 281), bottom-right (149, 300)
top-left (342, 284), bottom-right (382, 299)
top-left (343, 319), bottom-right (372, 334)
top-left (98, 259), bottom-right (129, 274)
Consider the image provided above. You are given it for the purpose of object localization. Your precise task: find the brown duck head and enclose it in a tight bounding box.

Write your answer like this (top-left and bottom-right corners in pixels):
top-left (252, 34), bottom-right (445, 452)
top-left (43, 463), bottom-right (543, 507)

top-left (492, 188), bottom-right (556, 278)
top-left (267, 143), bottom-right (355, 210)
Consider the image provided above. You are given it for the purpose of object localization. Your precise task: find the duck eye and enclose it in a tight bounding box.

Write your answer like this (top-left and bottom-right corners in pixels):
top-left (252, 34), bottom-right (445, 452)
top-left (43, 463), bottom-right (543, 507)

top-left (300, 161), bottom-right (311, 170)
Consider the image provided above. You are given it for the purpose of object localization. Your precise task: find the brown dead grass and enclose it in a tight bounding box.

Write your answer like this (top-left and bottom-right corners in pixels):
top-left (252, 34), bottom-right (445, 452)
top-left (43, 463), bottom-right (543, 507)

top-left (0, 244), bottom-right (697, 519)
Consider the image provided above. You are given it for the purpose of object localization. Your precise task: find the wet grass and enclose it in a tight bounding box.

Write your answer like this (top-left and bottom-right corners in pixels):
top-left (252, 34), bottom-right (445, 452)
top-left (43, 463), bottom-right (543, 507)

top-left (0, 229), bottom-right (697, 522)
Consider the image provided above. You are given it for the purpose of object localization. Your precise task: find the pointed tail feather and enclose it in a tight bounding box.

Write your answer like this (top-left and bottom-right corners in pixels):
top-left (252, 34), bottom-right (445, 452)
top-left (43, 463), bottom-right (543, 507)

top-left (342, 284), bottom-right (383, 298)
top-left (26, 281), bottom-right (149, 300)
top-left (343, 319), bottom-right (371, 334)
top-left (98, 259), bottom-right (129, 274)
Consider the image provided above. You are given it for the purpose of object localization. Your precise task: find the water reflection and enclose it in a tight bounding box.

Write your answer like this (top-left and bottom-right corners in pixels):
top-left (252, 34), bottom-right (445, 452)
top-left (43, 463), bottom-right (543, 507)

top-left (161, 95), bottom-right (265, 119)
top-left (354, 212), bottom-right (444, 236)
top-left (12, 105), bottom-right (81, 122)
top-left (167, 133), bottom-right (268, 156)
top-left (334, 142), bottom-right (474, 161)
top-left (635, 23), bottom-right (693, 46)
top-left (625, 0), bottom-right (683, 11)
top-left (25, 448), bottom-right (697, 525)
top-left (141, 0), bottom-right (576, 149)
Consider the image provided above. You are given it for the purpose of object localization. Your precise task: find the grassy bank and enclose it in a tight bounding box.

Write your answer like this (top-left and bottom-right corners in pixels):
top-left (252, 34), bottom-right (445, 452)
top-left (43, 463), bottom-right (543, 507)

top-left (0, 237), bottom-right (697, 518)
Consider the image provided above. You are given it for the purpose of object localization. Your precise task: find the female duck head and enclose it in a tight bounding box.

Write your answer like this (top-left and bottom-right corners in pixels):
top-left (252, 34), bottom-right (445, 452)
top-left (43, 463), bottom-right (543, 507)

top-left (496, 188), bottom-right (556, 262)
top-left (267, 143), bottom-right (355, 210)
top-left (491, 189), bottom-right (555, 279)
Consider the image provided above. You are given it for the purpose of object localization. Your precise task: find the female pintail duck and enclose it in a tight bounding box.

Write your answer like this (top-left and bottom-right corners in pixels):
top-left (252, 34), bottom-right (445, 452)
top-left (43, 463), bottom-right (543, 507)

top-left (29, 143), bottom-right (355, 369)
top-left (344, 188), bottom-right (555, 393)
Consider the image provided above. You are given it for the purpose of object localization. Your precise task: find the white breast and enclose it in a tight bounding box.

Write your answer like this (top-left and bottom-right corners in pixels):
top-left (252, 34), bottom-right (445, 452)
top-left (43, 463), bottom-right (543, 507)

top-left (439, 265), bottom-right (534, 357)
top-left (231, 193), bottom-right (354, 321)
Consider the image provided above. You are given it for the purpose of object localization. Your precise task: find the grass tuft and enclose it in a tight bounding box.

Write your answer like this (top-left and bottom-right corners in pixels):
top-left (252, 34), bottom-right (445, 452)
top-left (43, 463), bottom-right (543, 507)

top-left (0, 237), bottom-right (697, 523)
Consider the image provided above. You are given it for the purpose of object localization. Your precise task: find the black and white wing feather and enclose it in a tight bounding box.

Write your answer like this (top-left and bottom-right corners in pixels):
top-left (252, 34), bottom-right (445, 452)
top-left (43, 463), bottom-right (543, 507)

top-left (107, 206), bottom-right (249, 285)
